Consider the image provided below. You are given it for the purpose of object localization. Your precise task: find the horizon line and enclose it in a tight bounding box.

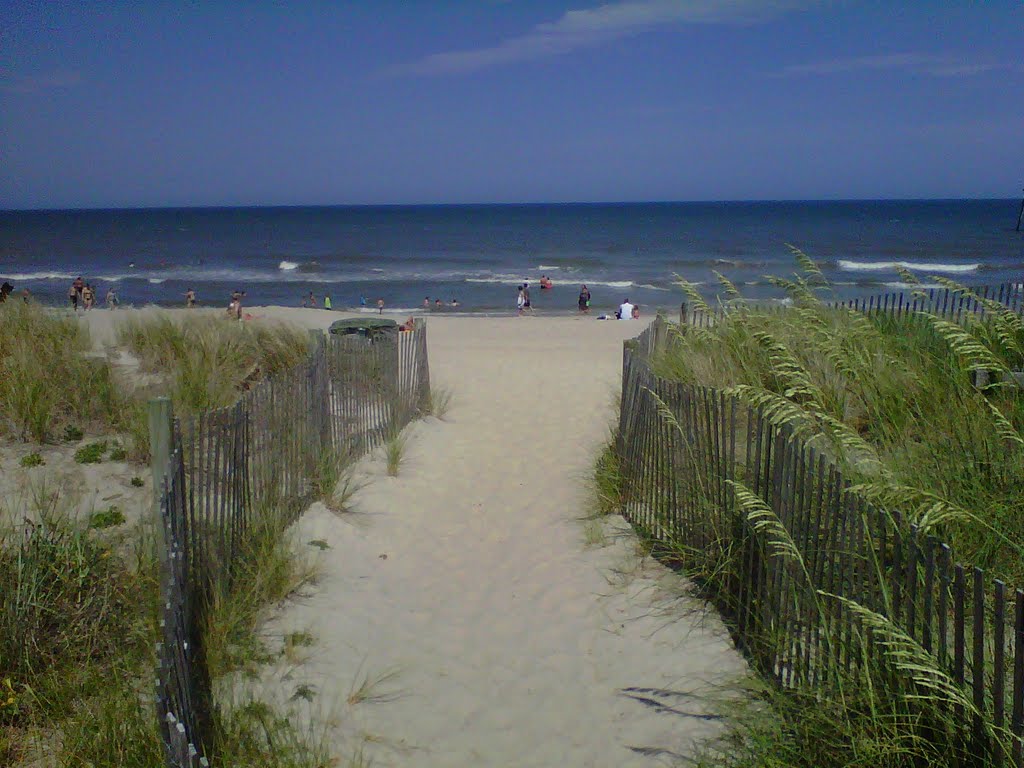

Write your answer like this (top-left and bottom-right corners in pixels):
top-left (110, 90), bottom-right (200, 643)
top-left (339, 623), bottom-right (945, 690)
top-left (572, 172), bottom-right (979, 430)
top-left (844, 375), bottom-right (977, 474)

top-left (2, 196), bottom-right (1020, 213)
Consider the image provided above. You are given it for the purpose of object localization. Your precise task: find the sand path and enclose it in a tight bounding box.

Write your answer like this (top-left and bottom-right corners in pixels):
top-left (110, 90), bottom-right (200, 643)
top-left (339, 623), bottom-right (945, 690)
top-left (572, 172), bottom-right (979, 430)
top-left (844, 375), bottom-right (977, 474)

top-left (254, 314), bottom-right (747, 767)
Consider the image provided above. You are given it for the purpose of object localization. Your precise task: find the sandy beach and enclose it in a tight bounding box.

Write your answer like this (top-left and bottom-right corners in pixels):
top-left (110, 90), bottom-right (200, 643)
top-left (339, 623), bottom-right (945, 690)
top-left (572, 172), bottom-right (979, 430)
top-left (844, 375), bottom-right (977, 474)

top-left (197, 308), bottom-right (746, 766)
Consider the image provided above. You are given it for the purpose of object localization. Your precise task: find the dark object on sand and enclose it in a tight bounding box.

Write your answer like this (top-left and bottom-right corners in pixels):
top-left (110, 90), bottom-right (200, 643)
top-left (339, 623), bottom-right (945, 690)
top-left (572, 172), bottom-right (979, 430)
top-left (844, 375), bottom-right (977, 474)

top-left (328, 317), bottom-right (399, 339)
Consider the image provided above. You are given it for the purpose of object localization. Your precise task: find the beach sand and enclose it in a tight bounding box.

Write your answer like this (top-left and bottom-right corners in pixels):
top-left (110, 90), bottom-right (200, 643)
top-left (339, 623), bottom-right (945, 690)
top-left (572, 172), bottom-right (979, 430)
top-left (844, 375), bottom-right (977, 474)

top-left (237, 310), bottom-right (747, 766)
top-left (62, 307), bottom-right (747, 765)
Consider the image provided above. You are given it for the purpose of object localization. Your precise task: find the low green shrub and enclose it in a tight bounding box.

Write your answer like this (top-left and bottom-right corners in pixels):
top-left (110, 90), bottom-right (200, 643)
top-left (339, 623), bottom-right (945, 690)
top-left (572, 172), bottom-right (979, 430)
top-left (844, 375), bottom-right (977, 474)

top-left (90, 506), bottom-right (126, 529)
top-left (19, 453), bottom-right (44, 468)
top-left (74, 441), bottom-right (108, 464)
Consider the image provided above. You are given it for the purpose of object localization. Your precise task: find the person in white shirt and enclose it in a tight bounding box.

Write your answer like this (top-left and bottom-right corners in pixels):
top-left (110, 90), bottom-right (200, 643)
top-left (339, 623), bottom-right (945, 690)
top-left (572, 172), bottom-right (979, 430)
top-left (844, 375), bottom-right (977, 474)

top-left (618, 299), bottom-right (635, 319)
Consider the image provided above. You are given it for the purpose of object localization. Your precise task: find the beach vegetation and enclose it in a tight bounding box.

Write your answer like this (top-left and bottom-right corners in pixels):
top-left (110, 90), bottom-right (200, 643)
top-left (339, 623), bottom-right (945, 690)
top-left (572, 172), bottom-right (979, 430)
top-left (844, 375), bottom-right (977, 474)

top-left (427, 384), bottom-right (454, 420)
top-left (384, 429), bottom-right (409, 477)
top-left (89, 505), bottom-right (126, 529)
top-left (73, 440), bottom-right (108, 464)
top-left (130, 475), bottom-right (145, 487)
top-left (117, 313), bottom-right (310, 413)
top-left (627, 256), bottom-right (1024, 766)
top-left (657, 266), bottom-right (1024, 585)
top-left (324, 465), bottom-right (367, 516)
top-left (0, 483), bottom-right (164, 767)
top-left (62, 425), bottom-right (84, 442)
top-left (18, 452), bottom-right (44, 468)
top-left (346, 664), bottom-right (402, 706)
top-left (589, 439), bottom-right (624, 519)
top-left (0, 302), bottom-right (123, 443)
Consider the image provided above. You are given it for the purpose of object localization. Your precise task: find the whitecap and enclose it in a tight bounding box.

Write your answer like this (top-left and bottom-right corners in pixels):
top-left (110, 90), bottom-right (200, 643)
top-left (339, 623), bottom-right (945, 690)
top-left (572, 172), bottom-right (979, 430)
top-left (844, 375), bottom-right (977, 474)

top-left (0, 271), bottom-right (75, 281)
top-left (148, 278), bottom-right (166, 284)
top-left (838, 260), bottom-right (979, 274)
top-left (278, 260), bottom-right (299, 271)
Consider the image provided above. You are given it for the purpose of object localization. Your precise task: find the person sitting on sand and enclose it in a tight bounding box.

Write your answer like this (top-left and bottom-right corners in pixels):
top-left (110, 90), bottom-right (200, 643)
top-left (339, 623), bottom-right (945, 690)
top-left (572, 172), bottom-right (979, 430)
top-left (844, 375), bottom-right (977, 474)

top-left (617, 298), bottom-right (634, 320)
top-left (399, 316), bottom-right (416, 331)
top-left (631, 304), bottom-right (640, 319)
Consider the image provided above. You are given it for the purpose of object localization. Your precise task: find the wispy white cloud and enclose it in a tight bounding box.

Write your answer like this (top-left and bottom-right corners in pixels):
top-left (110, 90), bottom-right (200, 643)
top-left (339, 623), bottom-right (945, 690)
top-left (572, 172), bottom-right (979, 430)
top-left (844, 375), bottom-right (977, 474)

top-left (401, 0), bottom-right (808, 76)
top-left (773, 53), bottom-right (1011, 78)
top-left (0, 69), bottom-right (82, 94)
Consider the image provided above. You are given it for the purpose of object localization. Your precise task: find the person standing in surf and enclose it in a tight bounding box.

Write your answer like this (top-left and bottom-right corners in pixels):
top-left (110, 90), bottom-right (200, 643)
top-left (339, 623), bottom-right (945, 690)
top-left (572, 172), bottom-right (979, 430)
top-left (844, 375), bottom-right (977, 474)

top-left (578, 285), bottom-right (591, 314)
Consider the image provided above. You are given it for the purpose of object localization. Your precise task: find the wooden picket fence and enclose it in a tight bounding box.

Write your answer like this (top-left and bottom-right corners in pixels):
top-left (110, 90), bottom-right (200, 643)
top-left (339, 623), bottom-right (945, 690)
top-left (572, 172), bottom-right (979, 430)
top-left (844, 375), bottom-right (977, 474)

top-left (685, 280), bottom-right (1024, 329)
top-left (154, 323), bottom-right (430, 767)
top-left (618, 314), bottom-right (1024, 765)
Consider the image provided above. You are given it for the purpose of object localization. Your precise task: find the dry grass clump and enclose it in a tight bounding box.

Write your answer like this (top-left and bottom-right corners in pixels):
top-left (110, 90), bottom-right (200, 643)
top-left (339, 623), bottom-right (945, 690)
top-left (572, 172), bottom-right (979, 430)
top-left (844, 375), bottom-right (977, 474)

top-left (0, 301), bottom-right (123, 442)
top-left (658, 263), bottom-right (1024, 584)
top-left (118, 313), bottom-right (310, 412)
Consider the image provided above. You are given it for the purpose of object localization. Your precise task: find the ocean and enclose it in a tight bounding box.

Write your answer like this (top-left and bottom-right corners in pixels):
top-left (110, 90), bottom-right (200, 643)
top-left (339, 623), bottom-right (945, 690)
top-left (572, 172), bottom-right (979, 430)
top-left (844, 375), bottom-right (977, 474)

top-left (1, 201), bottom-right (1022, 315)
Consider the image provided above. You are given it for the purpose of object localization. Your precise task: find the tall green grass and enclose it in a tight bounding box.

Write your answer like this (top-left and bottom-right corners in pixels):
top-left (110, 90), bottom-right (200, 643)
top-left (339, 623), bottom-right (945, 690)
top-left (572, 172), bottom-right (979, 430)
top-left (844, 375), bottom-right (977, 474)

top-left (0, 483), bottom-right (164, 767)
top-left (118, 314), bottom-right (311, 413)
top-left (0, 302), bottom-right (123, 442)
top-left (659, 269), bottom-right (1024, 584)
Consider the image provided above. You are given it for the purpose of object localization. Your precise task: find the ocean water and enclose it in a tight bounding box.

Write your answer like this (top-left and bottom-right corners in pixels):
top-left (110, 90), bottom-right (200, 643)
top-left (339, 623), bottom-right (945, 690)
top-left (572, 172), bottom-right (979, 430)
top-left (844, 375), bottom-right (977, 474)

top-left (1, 201), bottom-right (1022, 315)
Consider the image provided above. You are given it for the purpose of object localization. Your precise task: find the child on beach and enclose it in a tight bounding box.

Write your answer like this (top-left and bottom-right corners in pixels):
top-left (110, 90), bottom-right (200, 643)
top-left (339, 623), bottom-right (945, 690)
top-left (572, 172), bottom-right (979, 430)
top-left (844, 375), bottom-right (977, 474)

top-left (377, 297), bottom-right (385, 314)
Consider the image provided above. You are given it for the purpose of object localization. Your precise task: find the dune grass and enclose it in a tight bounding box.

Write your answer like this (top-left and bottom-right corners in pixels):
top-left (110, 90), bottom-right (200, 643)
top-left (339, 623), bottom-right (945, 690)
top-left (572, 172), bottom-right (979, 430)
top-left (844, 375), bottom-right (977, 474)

top-left (658, 268), bottom-right (1024, 585)
top-left (118, 313), bottom-right (311, 413)
top-left (384, 429), bottom-right (409, 477)
top-left (0, 482), bottom-right (164, 767)
top-left (0, 301), bottom-right (123, 443)
top-left (427, 385), bottom-right (454, 420)
top-left (626, 258), bottom-right (1024, 766)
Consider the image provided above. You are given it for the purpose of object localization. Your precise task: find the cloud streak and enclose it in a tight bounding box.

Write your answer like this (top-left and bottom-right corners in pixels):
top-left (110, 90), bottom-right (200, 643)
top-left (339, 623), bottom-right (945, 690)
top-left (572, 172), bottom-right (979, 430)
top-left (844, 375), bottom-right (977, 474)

top-left (773, 53), bottom-right (1012, 78)
top-left (402, 0), bottom-right (807, 76)
top-left (0, 69), bottom-right (82, 94)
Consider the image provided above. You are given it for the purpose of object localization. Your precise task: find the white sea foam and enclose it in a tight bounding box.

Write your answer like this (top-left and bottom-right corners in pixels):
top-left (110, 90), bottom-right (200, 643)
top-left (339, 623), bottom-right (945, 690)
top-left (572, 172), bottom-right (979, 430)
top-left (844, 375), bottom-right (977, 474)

top-left (838, 260), bottom-right (979, 274)
top-left (882, 282), bottom-right (943, 290)
top-left (537, 265), bottom-right (561, 271)
top-left (466, 277), bottom-right (636, 290)
top-left (278, 260), bottom-right (299, 271)
top-left (148, 278), bottom-right (166, 284)
top-left (634, 283), bottom-right (670, 292)
top-left (0, 271), bottom-right (76, 281)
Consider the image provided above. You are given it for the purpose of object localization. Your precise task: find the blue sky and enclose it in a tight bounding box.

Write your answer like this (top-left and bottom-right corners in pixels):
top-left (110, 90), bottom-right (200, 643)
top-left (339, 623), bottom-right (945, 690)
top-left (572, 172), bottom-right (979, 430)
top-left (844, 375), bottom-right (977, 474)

top-left (1, 1), bottom-right (1021, 208)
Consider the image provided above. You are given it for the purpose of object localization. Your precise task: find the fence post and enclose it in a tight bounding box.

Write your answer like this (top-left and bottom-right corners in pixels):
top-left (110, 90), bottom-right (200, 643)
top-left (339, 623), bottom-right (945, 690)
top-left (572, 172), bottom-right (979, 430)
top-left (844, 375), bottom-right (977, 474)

top-left (679, 302), bottom-right (688, 326)
top-left (149, 397), bottom-right (173, 520)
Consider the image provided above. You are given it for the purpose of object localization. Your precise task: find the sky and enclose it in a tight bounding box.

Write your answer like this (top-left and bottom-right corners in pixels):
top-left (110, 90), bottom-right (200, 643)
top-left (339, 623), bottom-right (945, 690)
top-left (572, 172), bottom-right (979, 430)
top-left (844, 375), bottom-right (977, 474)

top-left (1, 1), bottom-right (1021, 209)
